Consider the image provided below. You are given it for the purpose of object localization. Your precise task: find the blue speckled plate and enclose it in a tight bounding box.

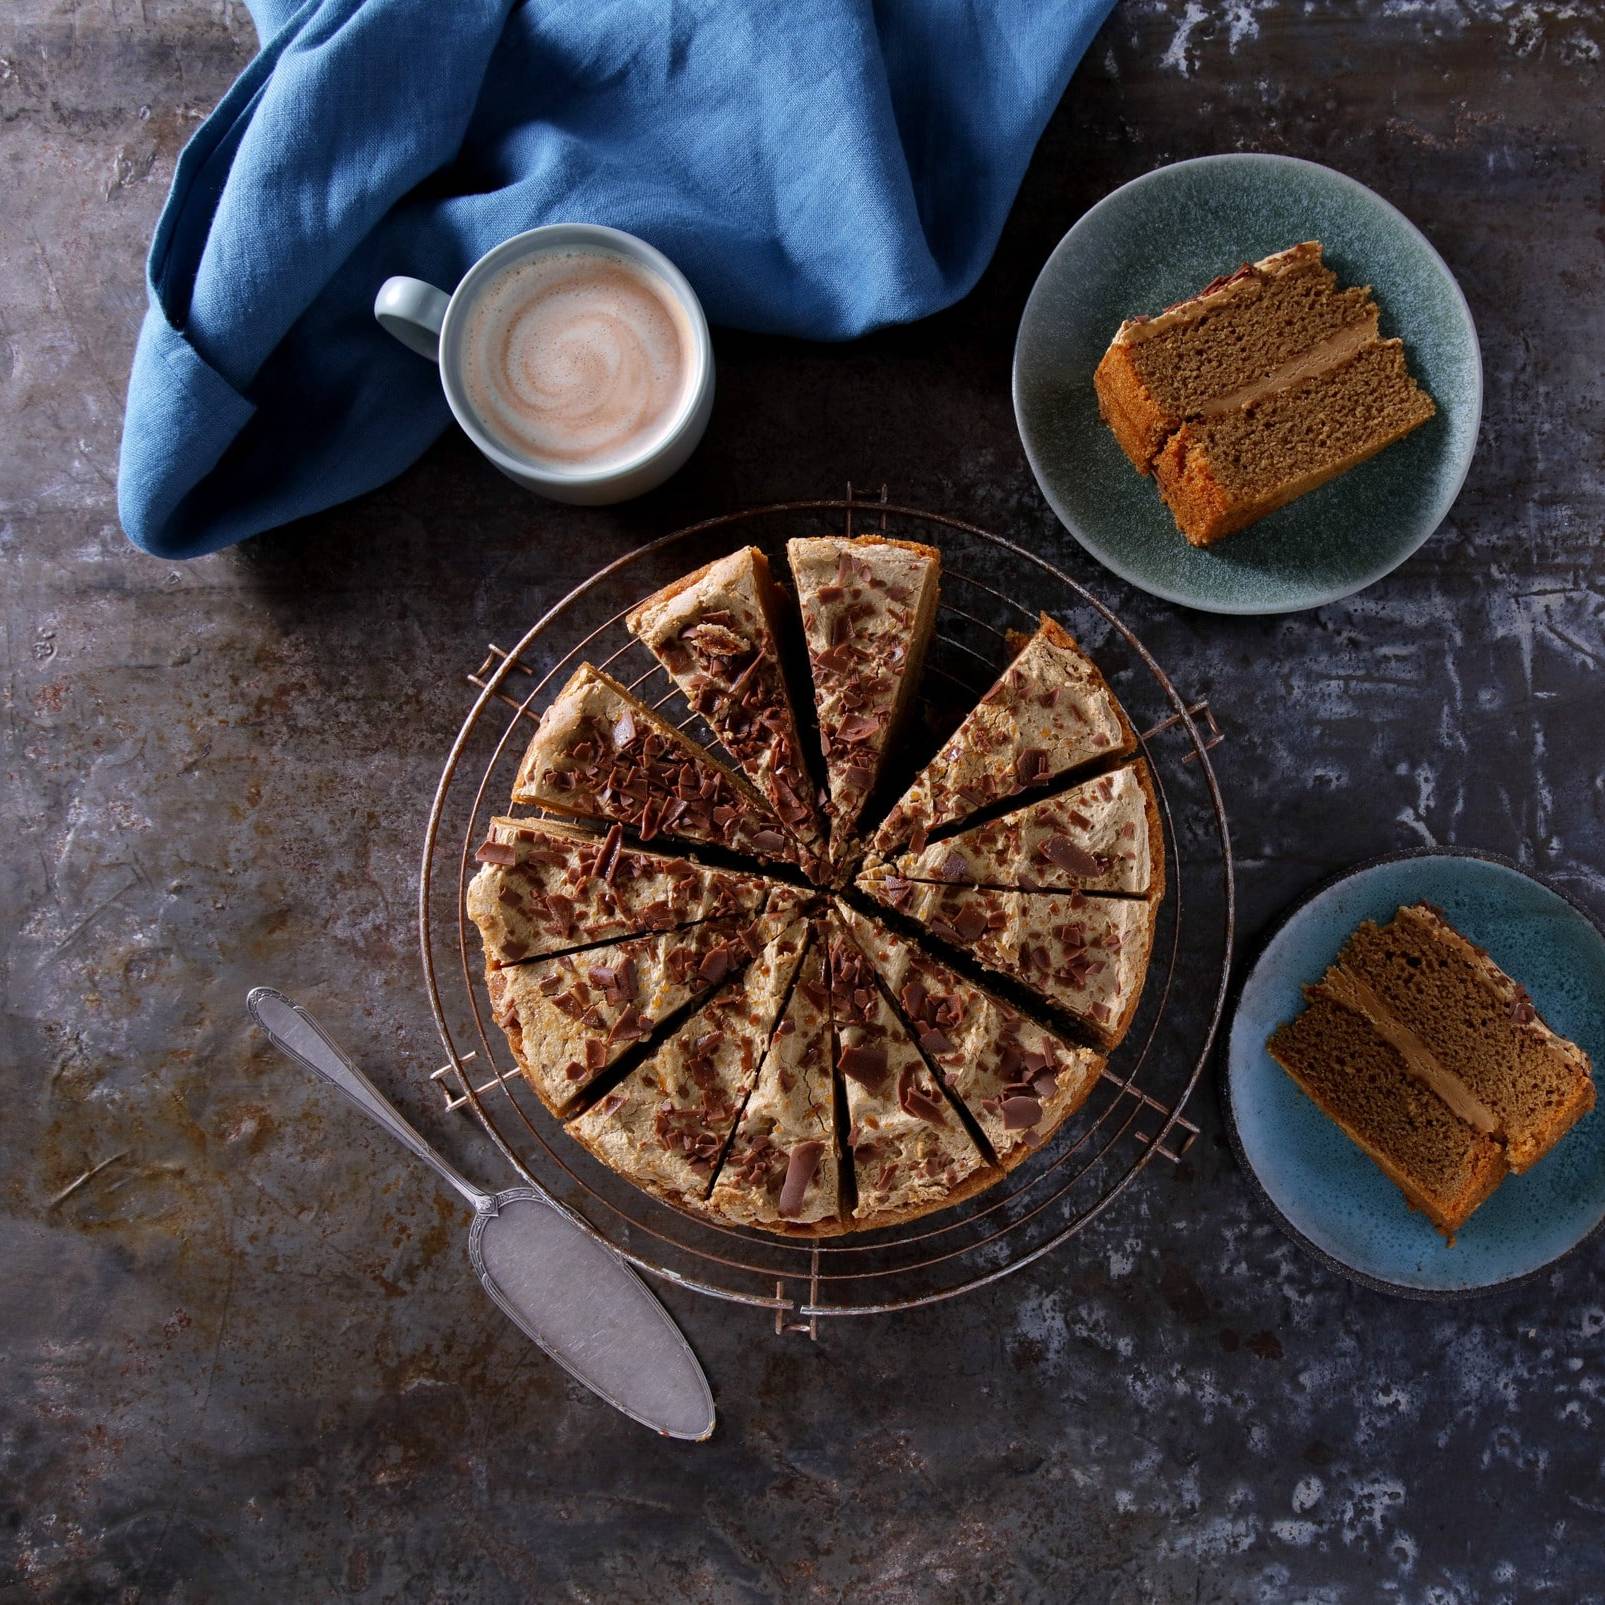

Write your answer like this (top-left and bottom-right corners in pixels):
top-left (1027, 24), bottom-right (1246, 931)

top-left (1013, 154), bottom-right (1482, 615)
top-left (1226, 850), bottom-right (1605, 1297)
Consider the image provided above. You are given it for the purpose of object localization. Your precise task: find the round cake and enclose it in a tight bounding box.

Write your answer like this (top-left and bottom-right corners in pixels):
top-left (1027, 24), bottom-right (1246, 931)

top-left (467, 537), bottom-right (1166, 1235)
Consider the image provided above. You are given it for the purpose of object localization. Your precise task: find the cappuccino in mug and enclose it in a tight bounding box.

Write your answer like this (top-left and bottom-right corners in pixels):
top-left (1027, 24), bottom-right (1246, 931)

top-left (459, 249), bottom-right (696, 473)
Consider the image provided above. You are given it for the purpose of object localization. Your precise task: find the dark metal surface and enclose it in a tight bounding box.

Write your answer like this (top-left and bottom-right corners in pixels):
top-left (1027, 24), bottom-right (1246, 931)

top-left (5, 1), bottom-right (1603, 1599)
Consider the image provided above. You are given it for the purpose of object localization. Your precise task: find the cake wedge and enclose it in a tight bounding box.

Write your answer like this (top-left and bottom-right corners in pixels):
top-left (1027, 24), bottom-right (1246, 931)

top-left (825, 908), bottom-right (993, 1228)
top-left (511, 663), bottom-right (805, 871)
top-left (566, 915), bottom-right (811, 1211)
top-left (486, 910), bottom-right (773, 1116)
top-left (881, 760), bottom-right (1162, 898)
top-left (466, 816), bottom-right (776, 967)
top-left (788, 534), bottom-right (941, 853)
top-left (835, 903), bottom-right (1103, 1170)
top-left (870, 615), bottom-right (1135, 858)
top-left (626, 547), bottom-right (824, 866)
top-left (859, 878), bottom-right (1157, 1050)
top-left (708, 928), bottom-right (843, 1233)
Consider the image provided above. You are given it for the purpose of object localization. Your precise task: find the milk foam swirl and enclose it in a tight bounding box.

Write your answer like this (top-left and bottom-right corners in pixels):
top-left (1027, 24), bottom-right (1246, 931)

top-left (461, 251), bottom-right (694, 471)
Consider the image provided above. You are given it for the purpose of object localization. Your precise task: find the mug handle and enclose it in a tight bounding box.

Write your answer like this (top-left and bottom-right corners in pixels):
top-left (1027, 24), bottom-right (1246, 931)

top-left (374, 276), bottom-right (450, 362)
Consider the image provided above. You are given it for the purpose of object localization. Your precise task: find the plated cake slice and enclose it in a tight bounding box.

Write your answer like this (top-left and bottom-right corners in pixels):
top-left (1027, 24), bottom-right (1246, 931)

top-left (1093, 241), bottom-right (1436, 545)
top-left (566, 914), bottom-right (811, 1211)
top-left (835, 904), bottom-right (1103, 1170)
top-left (788, 534), bottom-right (941, 850)
top-left (825, 909), bottom-right (993, 1228)
top-left (485, 911), bottom-right (764, 1116)
top-left (860, 878), bottom-right (1156, 1050)
top-left (511, 663), bottom-right (804, 870)
top-left (466, 816), bottom-right (776, 967)
top-left (1269, 903), bottom-right (1594, 1236)
top-left (870, 615), bottom-right (1135, 858)
top-left (708, 928), bottom-right (843, 1233)
top-left (626, 547), bottom-right (824, 866)
top-left (881, 760), bottom-right (1162, 898)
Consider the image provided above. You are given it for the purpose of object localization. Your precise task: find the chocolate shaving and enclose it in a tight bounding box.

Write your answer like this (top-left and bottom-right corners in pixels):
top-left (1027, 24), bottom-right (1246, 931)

top-left (777, 1140), bottom-right (825, 1217)
top-left (475, 840), bottom-right (519, 866)
top-left (698, 945), bottom-right (735, 985)
top-left (1040, 836), bottom-right (1103, 878)
top-left (597, 823), bottom-right (624, 883)
top-left (1001, 1095), bottom-right (1042, 1130)
top-left (838, 1042), bottom-right (889, 1088)
top-left (1015, 748), bottom-right (1049, 786)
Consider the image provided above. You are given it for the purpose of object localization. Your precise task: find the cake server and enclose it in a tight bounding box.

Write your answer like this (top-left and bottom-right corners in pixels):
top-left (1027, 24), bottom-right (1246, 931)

top-left (245, 987), bottom-right (715, 1441)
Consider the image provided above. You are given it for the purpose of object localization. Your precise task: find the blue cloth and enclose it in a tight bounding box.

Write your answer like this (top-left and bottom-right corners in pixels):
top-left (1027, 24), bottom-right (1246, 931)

top-left (118, 0), bottom-right (1114, 557)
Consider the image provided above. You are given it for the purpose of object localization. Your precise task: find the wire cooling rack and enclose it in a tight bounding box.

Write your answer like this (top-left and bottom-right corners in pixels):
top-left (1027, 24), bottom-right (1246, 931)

top-left (419, 490), bottom-right (1234, 1328)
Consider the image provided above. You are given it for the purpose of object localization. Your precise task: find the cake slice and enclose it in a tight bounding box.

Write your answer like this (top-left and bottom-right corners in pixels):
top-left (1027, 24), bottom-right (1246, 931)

top-left (825, 908), bottom-right (993, 1228)
top-left (835, 903), bottom-right (1103, 1170)
top-left (1267, 982), bottom-right (1508, 1238)
top-left (870, 615), bottom-right (1135, 858)
top-left (1319, 904), bottom-right (1594, 1172)
top-left (485, 912), bottom-right (765, 1116)
top-left (626, 547), bottom-right (824, 865)
top-left (787, 534), bottom-right (941, 849)
top-left (566, 915), bottom-right (811, 1211)
top-left (881, 760), bottom-right (1162, 898)
top-left (859, 878), bottom-right (1156, 1050)
top-left (708, 929), bottom-right (842, 1233)
top-left (1095, 243), bottom-right (1377, 472)
top-left (466, 816), bottom-right (777, 967)
top-left (1268, 903), bottom-right (1594, 1237)
top-left (1093, 241), bottom-right (1436, 546)
top-left (511, 663), bottom-right (804, 871)
top-left (1153, 338), bottom-right (1438, 544)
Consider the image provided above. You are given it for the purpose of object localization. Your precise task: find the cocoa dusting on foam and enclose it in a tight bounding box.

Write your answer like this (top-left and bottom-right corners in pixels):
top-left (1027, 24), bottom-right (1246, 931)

top-left (461, 251), bottom-right (694, 470)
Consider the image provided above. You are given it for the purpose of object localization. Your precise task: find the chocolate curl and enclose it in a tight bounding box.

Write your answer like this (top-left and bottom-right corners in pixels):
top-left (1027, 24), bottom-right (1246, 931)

top-left (777, 1141), bottom-right (825, 1217)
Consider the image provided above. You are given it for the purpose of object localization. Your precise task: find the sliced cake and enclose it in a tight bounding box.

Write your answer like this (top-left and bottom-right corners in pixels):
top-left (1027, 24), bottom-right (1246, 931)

top-left (881, 760), bottom-right (1162, 897)
top-left (511, 663), bottom-right (804, 871)
top-left (485, 912), bottom-right (763, 1116)
top-left (626, 547), bottom-right (824, 865)
top-left (1093, 241), bottom-right (1436, 546)
top-left (1322, 904), bottom-right (1592, 1171)
top-left (860, 879), bottom-right (1156, 1050)
top-left (835, 903), bottom-right (1103, 1170)
top-left (708, 929), bottom-right (842, 1233)
top-left (825, 909), bottom-right (993, 1228)
top-left (870, 615), bottom-right (1135, 858)
top-left (1267, 982), bottom-right (1508, 1237)
top-left (467, 816), bottom-right (776, 967)
top-left (566, 916), bottom-right (811, 1211)
top-left (788, 534), bottom-right (941, 850)
top-left (1269, 903), bottom-right (1594, 1237)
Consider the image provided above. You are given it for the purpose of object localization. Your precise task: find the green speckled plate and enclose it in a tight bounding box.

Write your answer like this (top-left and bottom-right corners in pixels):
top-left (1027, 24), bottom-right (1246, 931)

top-left (1226, 850), bottom-right (1605, 1298)
top-left (1013, 155), bottom-right (1482, 615)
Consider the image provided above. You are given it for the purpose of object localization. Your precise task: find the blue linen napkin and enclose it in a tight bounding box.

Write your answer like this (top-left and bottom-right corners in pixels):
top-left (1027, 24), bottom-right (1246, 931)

top-left (118, 0), bottom-right (1114, 558)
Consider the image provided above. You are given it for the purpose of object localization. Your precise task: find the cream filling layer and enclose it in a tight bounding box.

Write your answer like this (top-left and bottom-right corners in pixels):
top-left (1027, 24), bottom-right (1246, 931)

top-left (1194, 314), bottom-right (1379, 417)
top-left (1319, 965), bottom-right (1499, 1136)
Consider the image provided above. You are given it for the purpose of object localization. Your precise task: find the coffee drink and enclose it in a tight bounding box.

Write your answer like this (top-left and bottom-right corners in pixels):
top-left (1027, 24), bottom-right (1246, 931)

top-left (459, 249), bottom-right (695, 471)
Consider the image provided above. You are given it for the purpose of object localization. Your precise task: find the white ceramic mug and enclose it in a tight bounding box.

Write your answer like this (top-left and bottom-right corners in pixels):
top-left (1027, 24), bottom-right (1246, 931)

top-left (374, 224), bottom-right (714, 506)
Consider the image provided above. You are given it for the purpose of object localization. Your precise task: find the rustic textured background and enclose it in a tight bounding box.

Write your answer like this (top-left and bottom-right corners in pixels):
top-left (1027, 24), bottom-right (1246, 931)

top-left (5, 1), bottom-right (1604, 1600)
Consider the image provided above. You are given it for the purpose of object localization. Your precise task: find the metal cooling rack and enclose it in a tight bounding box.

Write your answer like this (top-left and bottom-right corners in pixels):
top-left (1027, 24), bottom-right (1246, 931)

top-left (419, 490), bottom-right (1234, 1329)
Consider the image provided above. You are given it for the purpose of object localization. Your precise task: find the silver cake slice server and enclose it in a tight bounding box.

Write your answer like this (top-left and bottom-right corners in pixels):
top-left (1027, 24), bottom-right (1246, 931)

top-left (245, 987), bottom-right (715, 1441)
